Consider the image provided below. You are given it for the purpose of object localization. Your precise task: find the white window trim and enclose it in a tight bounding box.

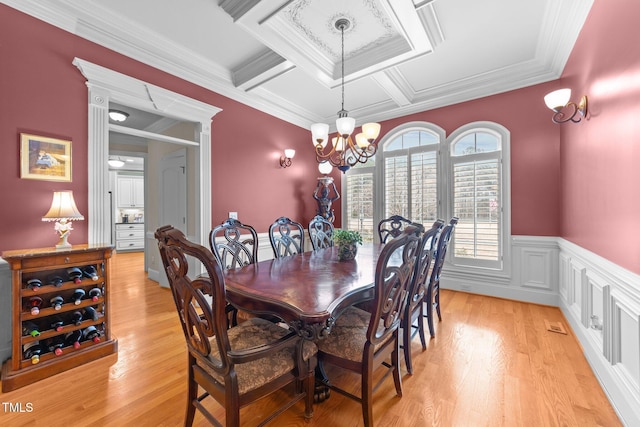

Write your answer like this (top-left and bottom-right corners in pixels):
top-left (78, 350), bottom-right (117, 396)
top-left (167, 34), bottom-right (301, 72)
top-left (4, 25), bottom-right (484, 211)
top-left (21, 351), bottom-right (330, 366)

top-left (342, 120), bottom-right (511, 278)
top-left (444, 121), bottom-right (511, 277)
top-left (376, 122), bottom-right (446, 242)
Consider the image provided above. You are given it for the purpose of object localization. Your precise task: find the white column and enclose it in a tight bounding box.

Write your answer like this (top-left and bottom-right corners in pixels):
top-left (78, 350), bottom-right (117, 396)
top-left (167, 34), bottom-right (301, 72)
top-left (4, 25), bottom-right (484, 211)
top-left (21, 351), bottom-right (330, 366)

top-left (87, 85), bottom-right (111, 245)
top-left (196, 121), bottom-right (212, 247)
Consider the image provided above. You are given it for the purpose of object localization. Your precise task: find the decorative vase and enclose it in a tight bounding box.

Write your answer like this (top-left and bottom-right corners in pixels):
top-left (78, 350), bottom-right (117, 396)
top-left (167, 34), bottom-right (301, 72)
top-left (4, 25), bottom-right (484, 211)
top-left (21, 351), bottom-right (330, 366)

top-left (337, 243), bottom-right (358, 261)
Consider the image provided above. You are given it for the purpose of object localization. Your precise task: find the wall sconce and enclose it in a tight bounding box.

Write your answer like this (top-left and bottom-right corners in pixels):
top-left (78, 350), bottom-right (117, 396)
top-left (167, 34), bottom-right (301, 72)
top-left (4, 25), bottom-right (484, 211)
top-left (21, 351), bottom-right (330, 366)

top-left (42, 190), bottom-right (85, 249)
top-left (544, 89), bottom-right (588, 123)
top-left (280, 149), bottom-right (295, 168)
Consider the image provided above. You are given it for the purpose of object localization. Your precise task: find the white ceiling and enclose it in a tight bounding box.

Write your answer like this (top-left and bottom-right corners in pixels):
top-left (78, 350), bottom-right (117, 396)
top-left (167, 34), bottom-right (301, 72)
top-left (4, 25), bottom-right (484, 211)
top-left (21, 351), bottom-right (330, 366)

top-left (3, 0), bottom-right (593, 132)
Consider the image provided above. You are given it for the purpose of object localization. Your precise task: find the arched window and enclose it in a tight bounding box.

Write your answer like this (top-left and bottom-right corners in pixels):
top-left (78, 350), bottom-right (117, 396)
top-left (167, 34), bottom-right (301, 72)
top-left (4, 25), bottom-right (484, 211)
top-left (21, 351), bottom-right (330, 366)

top-left (342, 120), bottom-right (510, 274)
top-left (381, 128), bottom-right (441, 225)
top-left (446, 122), bottom-right (510, 270)
top-left (342, 122), bottom-right (445, 242)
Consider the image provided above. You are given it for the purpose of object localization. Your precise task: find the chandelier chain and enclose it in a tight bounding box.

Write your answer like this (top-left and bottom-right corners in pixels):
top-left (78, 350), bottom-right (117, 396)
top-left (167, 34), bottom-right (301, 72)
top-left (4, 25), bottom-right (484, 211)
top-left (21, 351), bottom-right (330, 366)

top-left (340, 22), bottom-right (345, 113)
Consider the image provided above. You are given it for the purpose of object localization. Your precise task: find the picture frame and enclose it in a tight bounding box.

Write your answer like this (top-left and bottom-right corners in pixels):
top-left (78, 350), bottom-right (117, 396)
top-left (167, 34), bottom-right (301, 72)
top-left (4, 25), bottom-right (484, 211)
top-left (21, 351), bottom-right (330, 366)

top-left (20, 133), bottom-right (72, 182)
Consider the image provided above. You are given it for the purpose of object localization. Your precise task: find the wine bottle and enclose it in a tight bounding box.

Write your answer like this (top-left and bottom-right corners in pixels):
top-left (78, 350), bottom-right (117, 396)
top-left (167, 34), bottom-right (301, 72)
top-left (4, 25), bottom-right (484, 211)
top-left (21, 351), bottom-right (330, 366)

top-left (46, 336), bottom-right (64, 356)
top-left (70, 288), bottom-right (85, 305)
top-left (50, 295), bottom-right (64, 310)
top-left (26, 278), bottom-right (42, 292)
top-left (82, 325), bottom-right (101, 343)
top-left (67, 267), bottom-right (83, 284)
top-left (22, 321), bottom-right (40, 337)
top-left (71, 310), bottom-right (83, 326)
top-left (48, 275), bottom-right (64, 287)
top-left (23, 341), bottom-right (43, 364)
top-left (27, 296), bottom-right (43, 315)
top-left (82, 265), bottom-right (99, 281)
top-left (88, 287), bottom-right (102, 302)
top-left (84, 306), bottom-right (99, 321)
top-left (64, 329), bottom-right (83, 349)
top-left (50, 316), bottom-right (64, 332)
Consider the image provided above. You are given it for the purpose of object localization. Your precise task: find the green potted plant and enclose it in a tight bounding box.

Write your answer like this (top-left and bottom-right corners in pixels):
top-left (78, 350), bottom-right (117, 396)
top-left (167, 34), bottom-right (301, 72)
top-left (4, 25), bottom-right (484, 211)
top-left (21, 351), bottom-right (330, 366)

top-left (333, 229), bottom-right (363, 261)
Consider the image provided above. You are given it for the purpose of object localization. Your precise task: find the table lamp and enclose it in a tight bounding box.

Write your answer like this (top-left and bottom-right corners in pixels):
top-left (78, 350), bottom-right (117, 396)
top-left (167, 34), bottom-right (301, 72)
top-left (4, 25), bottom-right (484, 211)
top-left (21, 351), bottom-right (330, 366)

top-left (42, 190), bottom-right (85, 249)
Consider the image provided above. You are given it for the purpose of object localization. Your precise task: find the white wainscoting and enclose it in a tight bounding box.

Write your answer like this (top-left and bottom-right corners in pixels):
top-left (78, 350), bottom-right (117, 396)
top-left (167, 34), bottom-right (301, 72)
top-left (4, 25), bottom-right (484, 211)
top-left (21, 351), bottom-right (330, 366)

top-left (440, 235), bottom-right (640, 426)
top-left (557, 239), bottom-right (640, 427)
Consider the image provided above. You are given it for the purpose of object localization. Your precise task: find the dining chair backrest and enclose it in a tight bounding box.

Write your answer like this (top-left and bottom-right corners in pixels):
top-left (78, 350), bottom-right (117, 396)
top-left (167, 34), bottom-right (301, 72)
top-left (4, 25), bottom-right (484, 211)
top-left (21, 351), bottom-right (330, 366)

top-left (269, 216), bottom-right (305, 258)
top-left (401, 219), bottom-right (444, 373)
top-left (156, 225), bottom-right (235, 368)
top-left (378, 214), bottom-right (413, 244)
top-left (308, 215), bottom-right (334, 250)
top-left (423, 216), bottom-right (458, 338)
top-left (429, 217), bottom-right (458, 289)
top-left (155, 225), bottom-right (316, 426)
top-left (369, 224), bottom-right (422, 345)
top-left (407, 219), bottom-right (445, 314)
top-left (209, 217), bottom-right (259, 270)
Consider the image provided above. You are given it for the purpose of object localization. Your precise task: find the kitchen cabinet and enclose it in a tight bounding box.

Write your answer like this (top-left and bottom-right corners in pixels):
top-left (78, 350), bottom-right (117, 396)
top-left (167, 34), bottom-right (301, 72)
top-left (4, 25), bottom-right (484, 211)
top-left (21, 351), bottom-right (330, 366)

top-left (115, 223), bottom-right (144, 251)
top-left (117, 176), bottom-right (144, 208)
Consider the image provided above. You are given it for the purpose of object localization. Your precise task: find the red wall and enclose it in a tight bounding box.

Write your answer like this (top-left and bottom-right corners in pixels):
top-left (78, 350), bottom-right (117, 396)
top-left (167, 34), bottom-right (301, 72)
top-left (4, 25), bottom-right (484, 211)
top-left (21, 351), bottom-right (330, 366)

top-left (1, 2), bottom-right (635, 282)
top-left (0, 5), bottom-right (335, 252)
top-left (558, 0), bottom-right (640, 274)
top-left (376, 82), bottom-right (562, 237)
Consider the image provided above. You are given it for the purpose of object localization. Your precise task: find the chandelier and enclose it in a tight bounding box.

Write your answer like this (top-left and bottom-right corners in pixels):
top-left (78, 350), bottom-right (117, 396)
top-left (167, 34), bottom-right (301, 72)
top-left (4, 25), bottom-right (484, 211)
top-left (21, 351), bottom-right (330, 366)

top-left (311, 18), bottom-right (381, 173)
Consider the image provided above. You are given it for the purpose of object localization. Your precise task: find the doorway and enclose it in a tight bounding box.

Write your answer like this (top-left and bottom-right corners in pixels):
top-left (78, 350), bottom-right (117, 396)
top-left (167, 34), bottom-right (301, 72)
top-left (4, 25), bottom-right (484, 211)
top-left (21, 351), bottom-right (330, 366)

top-left (74, 57), bottom-right (222, 281)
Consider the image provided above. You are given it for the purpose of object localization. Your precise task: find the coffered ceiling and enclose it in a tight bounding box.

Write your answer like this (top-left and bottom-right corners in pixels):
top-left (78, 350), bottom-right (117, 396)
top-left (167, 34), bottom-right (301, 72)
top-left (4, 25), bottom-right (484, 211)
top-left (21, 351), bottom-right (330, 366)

top-left (3, 0), bottom-right (593, 132)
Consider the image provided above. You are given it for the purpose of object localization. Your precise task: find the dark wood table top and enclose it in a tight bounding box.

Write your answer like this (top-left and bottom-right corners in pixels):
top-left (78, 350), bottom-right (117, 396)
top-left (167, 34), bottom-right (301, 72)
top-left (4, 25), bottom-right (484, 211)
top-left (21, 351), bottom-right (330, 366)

top-left (224, 243), bottom-right (384, 339)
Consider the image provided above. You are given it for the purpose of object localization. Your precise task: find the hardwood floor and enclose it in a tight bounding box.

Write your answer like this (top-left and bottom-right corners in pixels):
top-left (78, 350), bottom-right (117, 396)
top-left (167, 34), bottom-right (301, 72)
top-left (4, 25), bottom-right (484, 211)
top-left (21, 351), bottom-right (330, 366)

top-left (1, 252), bottom-right (621, 426)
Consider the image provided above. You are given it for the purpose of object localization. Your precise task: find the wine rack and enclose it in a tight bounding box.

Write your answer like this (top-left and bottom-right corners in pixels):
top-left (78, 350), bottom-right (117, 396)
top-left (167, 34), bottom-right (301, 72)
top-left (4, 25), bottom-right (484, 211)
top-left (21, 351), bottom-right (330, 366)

top-left (1, 244), bottom-right (118, 391)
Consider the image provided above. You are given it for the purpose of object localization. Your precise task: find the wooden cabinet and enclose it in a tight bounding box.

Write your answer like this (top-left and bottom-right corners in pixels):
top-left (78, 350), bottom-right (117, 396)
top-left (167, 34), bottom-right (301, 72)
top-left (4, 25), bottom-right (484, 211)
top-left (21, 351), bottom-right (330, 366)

top-left (115, 223), bottom-right (144, 251)
top-left (117, 176), bottom-right (144, 207)
top-left (1, 245), bottom-right (118, 392)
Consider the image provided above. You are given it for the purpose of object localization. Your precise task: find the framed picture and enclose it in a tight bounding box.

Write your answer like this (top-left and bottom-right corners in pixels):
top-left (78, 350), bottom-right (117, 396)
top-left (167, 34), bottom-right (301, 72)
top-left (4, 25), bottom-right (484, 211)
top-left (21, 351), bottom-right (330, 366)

top-left (20, 133), bottom-right (72, 182)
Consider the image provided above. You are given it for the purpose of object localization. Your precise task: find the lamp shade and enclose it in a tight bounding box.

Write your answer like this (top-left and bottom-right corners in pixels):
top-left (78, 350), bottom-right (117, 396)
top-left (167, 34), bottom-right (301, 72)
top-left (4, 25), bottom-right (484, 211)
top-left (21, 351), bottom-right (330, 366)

top-left (336, 116), bottom-right (356, 137)
top-left (361, 122), bottom-right (381, 142)
top-left (311, 123), bottom-right (329, 147)
top-left (544, 89), bottom-right (571, 111)
top-left (318, 161), bottom-right (333, 175)
top-left (42, 191), bottom-right (84, 221)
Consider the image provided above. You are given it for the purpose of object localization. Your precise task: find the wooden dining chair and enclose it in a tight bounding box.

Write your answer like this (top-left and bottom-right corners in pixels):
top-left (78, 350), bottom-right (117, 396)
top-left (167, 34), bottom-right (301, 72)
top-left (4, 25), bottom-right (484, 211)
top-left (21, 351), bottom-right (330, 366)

top-left (308, 215), bottom-right (334, 250)
top-left (316, 225), bottom-right (422, 427)
top-left (424, 217), bottom-right (458, 337)
top-left (210, 218), bottom-right (276, 326)
top-left (377, 214), bottom-right (413, 243)
top-left (209, 217), bottom-right (259, 270)
top-left (155, 225), bottom-right (317, 427)
top-left (401, 219), bottom-right (445, 374)
top-left (269, 216), bottom-right (305, 258)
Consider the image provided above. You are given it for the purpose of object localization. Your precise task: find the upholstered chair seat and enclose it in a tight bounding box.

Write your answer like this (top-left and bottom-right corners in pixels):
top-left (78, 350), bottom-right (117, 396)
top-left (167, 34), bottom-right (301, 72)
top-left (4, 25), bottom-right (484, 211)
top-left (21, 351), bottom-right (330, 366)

top-left (200, 317), bottom-right (318, 395)
top-left (317, 306), bottom-right (388, 363)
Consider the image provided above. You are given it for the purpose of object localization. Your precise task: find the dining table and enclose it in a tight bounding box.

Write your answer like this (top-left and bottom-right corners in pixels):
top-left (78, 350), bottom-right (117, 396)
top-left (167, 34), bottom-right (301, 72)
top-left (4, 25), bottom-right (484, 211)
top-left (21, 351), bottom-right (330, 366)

top-left (223, 243), bottom-right (385, 340)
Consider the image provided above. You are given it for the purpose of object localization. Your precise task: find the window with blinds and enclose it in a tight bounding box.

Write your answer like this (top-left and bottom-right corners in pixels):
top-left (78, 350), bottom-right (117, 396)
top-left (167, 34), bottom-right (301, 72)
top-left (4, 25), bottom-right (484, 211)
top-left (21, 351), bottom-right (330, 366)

top-left (449, 129), bottom-right (504, 269)
top-left (384, 130), bottom-right (439, 224)
top-left (345, 171), bottom-right (374, 242)
top-left (342, 121), bottom-right (509, 272)
top-left (453, 159), bottom-right (500, 260)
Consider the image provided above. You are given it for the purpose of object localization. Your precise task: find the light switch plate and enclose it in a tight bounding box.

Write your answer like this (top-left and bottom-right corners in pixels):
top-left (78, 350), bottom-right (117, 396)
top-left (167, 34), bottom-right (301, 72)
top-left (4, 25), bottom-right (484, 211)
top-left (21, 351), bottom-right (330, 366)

top-left (229, 212), bottom-right (238, 220)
